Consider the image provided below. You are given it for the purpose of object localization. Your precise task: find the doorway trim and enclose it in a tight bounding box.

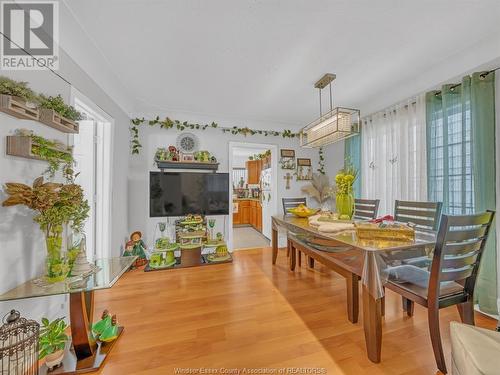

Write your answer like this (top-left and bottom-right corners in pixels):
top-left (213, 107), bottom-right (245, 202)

top-left (70, 87), bottom-right (114, 259)
top-left (228, 141), bottom-right (279, 250)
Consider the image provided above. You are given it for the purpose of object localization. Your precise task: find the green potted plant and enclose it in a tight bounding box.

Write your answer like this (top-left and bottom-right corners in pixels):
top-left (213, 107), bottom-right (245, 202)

top-left (2, 176), bottom-right (89, 282)
top-left (0, 75), bottom-right (39, 104)
top-left (39, 94), bottom-right (82, 122)
top-left (39, 317), bottom-right (69, 370)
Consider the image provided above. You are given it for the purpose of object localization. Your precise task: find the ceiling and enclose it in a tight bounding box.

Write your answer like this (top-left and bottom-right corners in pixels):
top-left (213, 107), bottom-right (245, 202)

top-left (64, 0), bottom-right (500, 126)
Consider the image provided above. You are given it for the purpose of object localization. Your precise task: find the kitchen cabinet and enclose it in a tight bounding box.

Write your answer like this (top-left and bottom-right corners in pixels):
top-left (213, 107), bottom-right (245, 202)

top-left (246, 160), bottom-right (262, 185)
top-left (233, 199), bottom-right (262, 233)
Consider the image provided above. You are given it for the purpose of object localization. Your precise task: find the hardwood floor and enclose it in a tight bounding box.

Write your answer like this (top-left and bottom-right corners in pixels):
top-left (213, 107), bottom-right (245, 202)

top-left (94, 248), bottom-right (496, 374)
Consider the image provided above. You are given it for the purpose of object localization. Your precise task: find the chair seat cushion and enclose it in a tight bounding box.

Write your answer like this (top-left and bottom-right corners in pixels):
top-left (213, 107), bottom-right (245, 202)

top-left (450, 321), bottom-right (500, 375)
top-left (385, 264), bottom-right (464, 299)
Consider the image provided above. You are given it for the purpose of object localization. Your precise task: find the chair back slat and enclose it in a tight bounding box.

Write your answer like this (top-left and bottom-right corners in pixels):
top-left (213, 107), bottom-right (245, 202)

top-left (439, 266), bottom-right (474, 282)
top-left (395, 200), bottom-right (443, 231)
top-left (428, 210), bottom-right (495, 300)
top-left (441, 251), bottom-right (480, 269)
top-left (444, 240), bottom-right (482, 256)
top-left (445, 226), bottom-right (488, 243)
top-left (282, 197), bottom-right (307, 216)
top-left (354, 199), bottom-right (379, 220)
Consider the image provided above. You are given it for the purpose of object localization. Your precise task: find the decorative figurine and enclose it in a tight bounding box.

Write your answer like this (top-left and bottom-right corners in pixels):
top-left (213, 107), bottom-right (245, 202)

top-left (92, 310), bottom-right (112, 337)
top-left (208, 219), bottom-right (216, 242)
top-left (124, 231), bottom-right (147, 267)
top-left (99, 315), bottom-right (119, 343)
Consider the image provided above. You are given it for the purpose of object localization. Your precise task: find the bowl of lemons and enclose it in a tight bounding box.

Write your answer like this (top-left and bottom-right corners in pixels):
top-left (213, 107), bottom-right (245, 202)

top-left (287, 204), bottom-right (319, 218)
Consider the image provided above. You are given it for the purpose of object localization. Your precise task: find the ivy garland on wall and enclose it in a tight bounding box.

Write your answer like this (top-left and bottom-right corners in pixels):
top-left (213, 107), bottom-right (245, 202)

top-left (130, 117), bottom-right (300, 155)
top-left (317, 147), bottom-right (325, 175)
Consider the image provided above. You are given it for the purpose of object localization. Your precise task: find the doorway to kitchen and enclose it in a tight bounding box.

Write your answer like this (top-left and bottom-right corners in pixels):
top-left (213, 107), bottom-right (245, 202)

top-left (228, 142), bottom-right (278, 250)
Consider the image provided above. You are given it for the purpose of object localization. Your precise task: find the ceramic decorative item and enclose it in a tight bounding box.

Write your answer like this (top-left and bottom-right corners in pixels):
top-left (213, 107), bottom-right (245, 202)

top-left (99, 315), bottom-right (119, 343)
top-left (92, 310), bottom-right (112, 337)
top-left (124, 231), bottom-right (147, 267)
top-left (149, 222), bottom-right (178, 269)
top-left (70, 236), bottom-right (93, 276)
top-left (208, 219), bottom-right (216, 242)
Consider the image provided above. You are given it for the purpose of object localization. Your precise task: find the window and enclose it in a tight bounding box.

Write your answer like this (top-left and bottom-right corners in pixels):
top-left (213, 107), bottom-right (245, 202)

top-left (427, 88), bottom-right (474, 215)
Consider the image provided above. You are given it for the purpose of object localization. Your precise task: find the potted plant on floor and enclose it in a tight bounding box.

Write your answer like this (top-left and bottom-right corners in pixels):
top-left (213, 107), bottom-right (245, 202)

top-left (2, 176), bottom-right (89, 282)
top-left (39, 317), bottom-right (69, 370)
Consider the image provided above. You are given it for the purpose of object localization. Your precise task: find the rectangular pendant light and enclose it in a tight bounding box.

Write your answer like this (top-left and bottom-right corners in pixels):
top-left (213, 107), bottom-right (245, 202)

top-left (300, 107), bottom-right (360, 148)
top-left (300, 73), bottom-right (360, 148)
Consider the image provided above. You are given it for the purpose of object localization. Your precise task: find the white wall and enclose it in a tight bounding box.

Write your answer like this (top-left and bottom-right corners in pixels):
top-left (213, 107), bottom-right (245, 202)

top-left (127, 114), bottom-right (338, 250)
top-left (0, 49), bottom-right (130, 322)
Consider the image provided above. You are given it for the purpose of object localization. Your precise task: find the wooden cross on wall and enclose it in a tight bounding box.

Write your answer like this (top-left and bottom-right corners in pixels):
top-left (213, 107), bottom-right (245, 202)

top-left (284, 173), bottom-right (292, 190)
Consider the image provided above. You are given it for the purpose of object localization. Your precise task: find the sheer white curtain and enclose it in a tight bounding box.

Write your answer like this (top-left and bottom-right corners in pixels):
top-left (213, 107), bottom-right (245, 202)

top-left (361, 94), bottom-right (427, 215)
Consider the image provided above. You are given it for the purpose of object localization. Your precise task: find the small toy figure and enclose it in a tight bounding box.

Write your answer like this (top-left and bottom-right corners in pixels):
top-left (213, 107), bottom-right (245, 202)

top-left (167, 146), bottom-right (179, 161)
top-left (124, 231), bottom-right (147, 267)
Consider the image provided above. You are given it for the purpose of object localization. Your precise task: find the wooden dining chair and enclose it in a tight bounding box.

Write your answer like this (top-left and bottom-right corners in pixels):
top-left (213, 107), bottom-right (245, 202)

top-left (282, 197), bottom-right (307, 257)
top-left (385, 210), bottom-right (495, 374)
top-left (282, 197), bottom-right (307, 216)
top-left (395, 200), bottom-right (443, 232)
top-left (353, 198), bottom-right (380, 220)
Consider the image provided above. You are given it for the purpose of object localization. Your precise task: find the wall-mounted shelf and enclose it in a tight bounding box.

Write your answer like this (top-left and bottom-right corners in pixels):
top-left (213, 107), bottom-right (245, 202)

top-left (6, 135), bottom-right (71, 162)
top-left (0, 95), bottom-right (39, 121)
top-left (156, 160), bottom-right (219, 171)
top-left (0, 94), bottom-right (79, 134)
top-left (40, 108), bottom-right (79, 134)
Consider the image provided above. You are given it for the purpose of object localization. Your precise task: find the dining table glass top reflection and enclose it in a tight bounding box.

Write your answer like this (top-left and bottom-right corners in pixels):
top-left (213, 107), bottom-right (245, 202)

top-left (273, 215), bottom-right (436, 252)
top-left (0, 256), bottom-right (137, 302)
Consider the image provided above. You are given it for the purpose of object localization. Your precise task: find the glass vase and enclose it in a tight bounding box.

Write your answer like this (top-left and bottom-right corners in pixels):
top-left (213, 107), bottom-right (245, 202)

top-left (45, 231), bottom-right (70, 283)
top-left (336, 193), bottom-right (354, 220)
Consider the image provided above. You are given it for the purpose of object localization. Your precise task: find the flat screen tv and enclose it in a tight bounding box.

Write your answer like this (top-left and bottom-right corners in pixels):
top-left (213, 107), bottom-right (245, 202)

top-left (150, 172), bottom-right (229, 217)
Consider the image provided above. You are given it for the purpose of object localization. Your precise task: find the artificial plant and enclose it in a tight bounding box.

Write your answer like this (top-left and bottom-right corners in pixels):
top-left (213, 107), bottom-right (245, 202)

top-left (130, 116), bottom-right (299, 154)
top-left (301, 173), bottom-right (333, 210)
top-left (38, 317), bottom-right (69, 360)
top-left (334, 163), bottom-right (358, 219)
top-left (39, 94), bottom-right (82, 121)
top-left (16, 129), bottom-right (74, 179)
top-left (2, 176), bottom-right (89, 281)
top-left (0, 76), bottom-right (39, 103)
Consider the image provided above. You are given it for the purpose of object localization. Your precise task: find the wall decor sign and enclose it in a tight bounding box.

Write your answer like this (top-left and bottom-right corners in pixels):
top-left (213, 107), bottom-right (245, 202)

top-left (280, 149), bottom-right (296, 170)
top-left (296, 158), bottom-right (313, 181)
top-left (181, 153), bottom-right (195, 162)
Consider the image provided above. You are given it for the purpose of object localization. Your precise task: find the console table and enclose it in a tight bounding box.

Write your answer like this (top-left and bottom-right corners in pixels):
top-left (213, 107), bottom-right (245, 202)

top-left (0, 256), bottom-right (137, 374)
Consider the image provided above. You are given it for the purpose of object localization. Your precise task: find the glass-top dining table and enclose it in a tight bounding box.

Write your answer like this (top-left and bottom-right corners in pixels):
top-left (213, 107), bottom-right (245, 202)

top-left (271, 215), bottom-right (436, 364)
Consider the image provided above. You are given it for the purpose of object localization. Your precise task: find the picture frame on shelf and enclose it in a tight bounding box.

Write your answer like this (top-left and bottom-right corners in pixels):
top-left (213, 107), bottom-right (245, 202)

top-left (280, 149), bottom-right (296, 170)
top-left (296, 158), bottom-right (313, 181)
top-left (181, 153), bottom-right (194, 162)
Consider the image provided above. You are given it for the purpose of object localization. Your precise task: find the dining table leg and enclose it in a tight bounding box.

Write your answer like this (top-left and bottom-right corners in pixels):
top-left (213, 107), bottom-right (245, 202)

top-left (289, 242), bottom-right (296, 270)
top-left (272, 226), bottom-right (278, 265)
top-left (346, 274), bottom-right (359, 323)
top-left (362, 285), bottom-right (382, 363)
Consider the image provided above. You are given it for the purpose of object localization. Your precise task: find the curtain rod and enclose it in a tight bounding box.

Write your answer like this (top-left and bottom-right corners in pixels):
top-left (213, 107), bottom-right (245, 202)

top-left (433, 67), bottom-right (499, 96)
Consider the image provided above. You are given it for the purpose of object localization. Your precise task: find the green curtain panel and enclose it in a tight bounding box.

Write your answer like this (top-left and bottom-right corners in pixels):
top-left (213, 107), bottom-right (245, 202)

top-left (426, 72), bottom-right (497, 314)
top-left (471, 72), bottom-right (497, 314)
top-left (345, 133), bottom-right (361, 198)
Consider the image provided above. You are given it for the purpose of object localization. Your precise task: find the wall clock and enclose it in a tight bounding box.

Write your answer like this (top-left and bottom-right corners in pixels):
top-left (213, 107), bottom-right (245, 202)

top-left (176, 132), bottom-right (199, 153)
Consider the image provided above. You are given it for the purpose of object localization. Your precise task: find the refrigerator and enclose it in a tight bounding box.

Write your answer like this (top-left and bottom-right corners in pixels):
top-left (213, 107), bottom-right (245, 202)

top-left (260, 168), bottom-right (272, 239)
